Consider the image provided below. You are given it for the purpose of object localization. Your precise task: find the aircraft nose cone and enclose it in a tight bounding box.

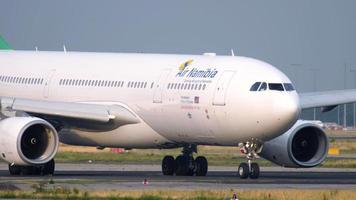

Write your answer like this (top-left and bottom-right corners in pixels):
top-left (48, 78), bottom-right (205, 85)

top-left (274, 94), bottom-right (300, 129)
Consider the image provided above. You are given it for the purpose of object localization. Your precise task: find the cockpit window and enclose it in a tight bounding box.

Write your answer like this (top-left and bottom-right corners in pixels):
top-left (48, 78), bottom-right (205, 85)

top-left (259, 82), bottom-right (267, 91)
top-left (250, 82), bottom-right (261, 91)
top-left (284, 83), bottom-right (295, 91)
top-left (268, 83), bottom-right (284, 91)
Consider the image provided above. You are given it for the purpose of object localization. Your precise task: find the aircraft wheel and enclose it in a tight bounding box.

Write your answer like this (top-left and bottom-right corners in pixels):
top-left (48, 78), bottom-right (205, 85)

top-left (41, 159), bottom-right (55, 175)
top-left (21, 166), bottom-right (36, 175)
top-left (8, 164), bottom-right (21, 175)
top-left (195, 156), bottom-right (208, 176)
top-left (249, 163), bottom-right (260, 179)
top-left (238, 163), bottom-right (249, 179)
top-left (162, 156), bottom-right (175, 176)
top-left (175, 155), bottom-right (194, 176)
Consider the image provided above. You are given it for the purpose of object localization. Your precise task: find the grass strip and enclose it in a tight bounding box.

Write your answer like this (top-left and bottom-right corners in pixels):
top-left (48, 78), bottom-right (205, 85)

top-left (0, 188), bottom-right (355, 200)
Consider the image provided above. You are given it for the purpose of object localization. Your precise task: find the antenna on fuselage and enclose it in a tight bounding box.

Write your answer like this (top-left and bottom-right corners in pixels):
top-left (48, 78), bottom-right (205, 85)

top-left (231, 49), bottom-right (235, 56)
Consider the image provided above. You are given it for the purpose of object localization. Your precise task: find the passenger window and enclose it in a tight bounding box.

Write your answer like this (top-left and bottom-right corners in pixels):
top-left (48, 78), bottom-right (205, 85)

top-left (259, 82), bottom-right (267, 91)
top-left (284, 83), bottom-right (295, 91)
top-left (250, 82), bottom-right (261, 91)
top-left (269, 83), bottom-right (284, 91)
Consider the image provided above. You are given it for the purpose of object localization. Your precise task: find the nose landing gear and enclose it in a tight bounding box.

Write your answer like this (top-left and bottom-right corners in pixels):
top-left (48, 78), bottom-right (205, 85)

top-left (161, 144), bottom-right (208, 176)
top-left (238, 141), bottom-right (263, 179)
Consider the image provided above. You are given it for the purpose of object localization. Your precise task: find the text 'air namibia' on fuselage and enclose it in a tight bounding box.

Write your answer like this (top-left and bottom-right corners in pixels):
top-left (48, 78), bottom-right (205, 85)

top-left (0, 35), bottom-right (353, 178)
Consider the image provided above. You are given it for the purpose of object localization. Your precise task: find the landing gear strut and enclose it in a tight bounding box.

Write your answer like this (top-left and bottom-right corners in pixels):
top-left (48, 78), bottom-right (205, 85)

top-left (161, 145), bottom-right (208, 176)
top-left (8, 159), bottom-right (55, 176)
top-left (238, 141), bottom-right (262, 179)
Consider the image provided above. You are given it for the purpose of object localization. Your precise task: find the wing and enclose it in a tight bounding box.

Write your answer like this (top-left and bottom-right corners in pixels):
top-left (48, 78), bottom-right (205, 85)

top-left (299, 89), bottom-right (356, 110)
top-left (0, 97), bottom-right (140, 130)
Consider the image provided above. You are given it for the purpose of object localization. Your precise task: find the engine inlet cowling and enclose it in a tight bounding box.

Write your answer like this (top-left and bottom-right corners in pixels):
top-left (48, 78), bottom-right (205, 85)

top-left (0, 117), bottom-right (59, 165)
top-left (260, 120), bottom-right (329, 168)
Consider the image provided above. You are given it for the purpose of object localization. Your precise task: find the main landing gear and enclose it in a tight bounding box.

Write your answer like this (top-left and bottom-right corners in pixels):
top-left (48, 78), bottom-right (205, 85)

top-left (8, 159), bottom-right (55, 176)
top-left (238, 141), bottom-right (262, 179)
top-left (162, 145), bottom-right (208, 176)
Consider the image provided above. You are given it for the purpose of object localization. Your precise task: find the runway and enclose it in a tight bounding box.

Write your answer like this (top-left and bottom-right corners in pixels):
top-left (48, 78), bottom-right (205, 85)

top-left (0, 163), bottom-right (356, 191)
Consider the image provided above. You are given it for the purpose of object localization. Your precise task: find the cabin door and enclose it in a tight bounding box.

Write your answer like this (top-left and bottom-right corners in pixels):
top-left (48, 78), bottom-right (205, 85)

top-left (43, 69), bottom-right (56, 98)
top-left (212, 71), bottom-right (235, 106)
top-left (153, 69), bottom-right (171, 103)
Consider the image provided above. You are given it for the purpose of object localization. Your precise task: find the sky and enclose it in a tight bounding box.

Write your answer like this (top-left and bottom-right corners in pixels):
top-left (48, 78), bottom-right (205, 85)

top-left (0, 0), bottom-right (356, 123)
top-left (0, 0), bottom-right (355, 91)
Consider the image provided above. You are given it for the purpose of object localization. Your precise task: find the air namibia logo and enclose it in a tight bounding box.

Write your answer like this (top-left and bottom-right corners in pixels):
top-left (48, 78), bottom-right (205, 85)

top-left (179, 59), bottom-right (194, 71)
top-left (176, 59), bottom-right (219, 79)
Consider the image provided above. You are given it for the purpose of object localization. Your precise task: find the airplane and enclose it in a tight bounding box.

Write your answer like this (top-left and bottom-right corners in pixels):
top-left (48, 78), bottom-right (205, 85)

top-left (0, 35), bottom-right (355, 179)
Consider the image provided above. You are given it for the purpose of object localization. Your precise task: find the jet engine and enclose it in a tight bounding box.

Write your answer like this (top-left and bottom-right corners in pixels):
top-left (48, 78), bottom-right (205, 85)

top-left (259, 120), bottom-right (329, 168)
top-left (0, 117), bottom-right (59, 165)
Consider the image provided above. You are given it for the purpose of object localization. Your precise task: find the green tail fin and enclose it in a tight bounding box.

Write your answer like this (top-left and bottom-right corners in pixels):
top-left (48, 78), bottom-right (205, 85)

top-left (0, 35), bottom-right (12, 50)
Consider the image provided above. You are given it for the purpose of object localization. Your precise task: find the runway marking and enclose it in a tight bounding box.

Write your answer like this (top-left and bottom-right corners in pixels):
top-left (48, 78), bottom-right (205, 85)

top-left (1, 164), bottom-right (356, 189)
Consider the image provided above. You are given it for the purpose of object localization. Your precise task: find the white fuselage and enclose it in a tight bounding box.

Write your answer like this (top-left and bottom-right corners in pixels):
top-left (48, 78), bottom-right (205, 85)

top-left (0, 51), bottom-right (300, 148)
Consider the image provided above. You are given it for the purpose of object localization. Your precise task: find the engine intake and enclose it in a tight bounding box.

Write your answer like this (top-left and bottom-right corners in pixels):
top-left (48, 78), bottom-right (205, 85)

top-left (0, 117), bottom-right (59, 165)
top-left (260, 120), bottom-right (329, 168)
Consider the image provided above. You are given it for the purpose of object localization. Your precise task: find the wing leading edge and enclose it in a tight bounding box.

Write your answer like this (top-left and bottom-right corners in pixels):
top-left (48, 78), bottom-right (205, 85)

top-left (299, 89), bottom-right (356, 110)
top-left (0, 97), bottom-right (140, 125)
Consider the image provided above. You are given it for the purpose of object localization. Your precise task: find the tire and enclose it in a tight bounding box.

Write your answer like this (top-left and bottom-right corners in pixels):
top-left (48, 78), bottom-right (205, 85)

top-left (195, 156), bottom-right (208, 176)
top-left (238, 163), bottom-right (249, 179)
top-left (21, 166), bottom-right (36, 175)
top-left (175, 155), bottom-right (194, 176)
top-left (249, 163), bottom-right (260, 179)
top-left (8, 164), bottom-right (21, 175)
top-left (42, 159), bottom-right (55, 175)
top-left (162, 156), bottom-right (175, 176)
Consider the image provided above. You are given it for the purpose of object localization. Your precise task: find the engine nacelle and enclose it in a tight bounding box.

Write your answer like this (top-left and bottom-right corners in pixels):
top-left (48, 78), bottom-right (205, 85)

top-left (0, 117), bottom-right (59, 165)
top-left (259, 120), bottom-right (329, 168)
